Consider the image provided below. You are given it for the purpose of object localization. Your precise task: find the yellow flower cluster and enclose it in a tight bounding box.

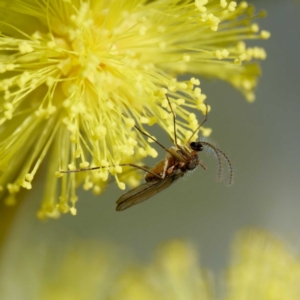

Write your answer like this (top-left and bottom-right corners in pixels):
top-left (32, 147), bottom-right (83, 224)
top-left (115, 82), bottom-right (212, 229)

top-left (0, 0), bottom-right (269, 218)
top-left (226, 230), bottom-right (300, 300)
top-left (1, 230), bottom-right (299, 299)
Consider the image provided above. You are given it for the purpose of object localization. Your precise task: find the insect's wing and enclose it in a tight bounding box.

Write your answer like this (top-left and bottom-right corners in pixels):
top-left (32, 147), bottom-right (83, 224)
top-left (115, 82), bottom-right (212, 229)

top-left (116, 181), bottom-right (161, 211)
top-left (116, 170), bottom-right (183, 211)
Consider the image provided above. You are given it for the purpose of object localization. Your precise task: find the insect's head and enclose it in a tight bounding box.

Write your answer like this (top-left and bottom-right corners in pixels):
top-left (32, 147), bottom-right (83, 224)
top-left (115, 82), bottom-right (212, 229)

top-left (189, 141), bottom-right (204, 152)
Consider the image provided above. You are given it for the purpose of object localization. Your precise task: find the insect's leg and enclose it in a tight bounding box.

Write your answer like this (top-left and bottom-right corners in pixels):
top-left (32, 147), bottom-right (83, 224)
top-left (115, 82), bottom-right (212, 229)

top-left (122, 112), bottom-right (182, 160)
top-left (60, 164), bottom-right (163, 180)
top-left (133, 124), bottom-right (185, 162)
top-left (187, 103), bottom-right (209, 144)
top-left (107, 165), bottom-right (151, 185)
top-left (133, 124), bottom-right (175, 158)
top-left (60, 166), bottom-right (106, 173)
top-left (119, 164), bottom-right (163, 180)
top-left (122, 112), bottom-right (168, 152)
top-left (161, 158), bottom-right (169, 179)
top-left (198, 160), bottom-right (207, 170)
top-left (165, 94), bottom-right (178, 147)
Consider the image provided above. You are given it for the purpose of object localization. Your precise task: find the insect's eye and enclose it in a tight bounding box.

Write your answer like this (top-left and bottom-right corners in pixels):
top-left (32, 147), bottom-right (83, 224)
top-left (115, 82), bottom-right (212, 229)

top-left (190, 142), bottom-right (203, 151)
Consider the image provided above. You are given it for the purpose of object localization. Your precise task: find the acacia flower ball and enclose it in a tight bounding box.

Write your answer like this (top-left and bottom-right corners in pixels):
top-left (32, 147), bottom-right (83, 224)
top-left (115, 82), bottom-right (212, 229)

top-left (0, 0), bottom-right (270, 218)
top-left (3, 230), bottom-right (299, 299)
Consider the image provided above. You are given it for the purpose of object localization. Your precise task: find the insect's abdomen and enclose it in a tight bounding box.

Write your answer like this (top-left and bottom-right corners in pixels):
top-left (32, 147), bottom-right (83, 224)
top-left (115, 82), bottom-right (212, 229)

top-left (145, 156), bottom-right (176, 182)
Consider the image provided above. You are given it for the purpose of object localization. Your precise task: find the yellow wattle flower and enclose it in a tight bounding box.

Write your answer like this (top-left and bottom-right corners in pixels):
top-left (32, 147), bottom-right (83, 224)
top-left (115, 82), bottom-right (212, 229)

top-left (1, 230), bottom-right (299, 299)
top-left (0, 0), bottom-right (269, 218)
top-left (226, 230), bottom-right (300, 300)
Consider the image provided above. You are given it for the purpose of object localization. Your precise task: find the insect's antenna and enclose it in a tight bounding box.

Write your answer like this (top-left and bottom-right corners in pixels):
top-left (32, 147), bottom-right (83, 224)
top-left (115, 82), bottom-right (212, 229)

top-left (201, 141), bottom-right (222, 182)
top-left (165, 94), bottom-right (178, 147)
top-left (201, 141), bottom-right (234, 185)
top-left (60, 164), bottom-right (162, 180)
top-left (187, 104), bottom-right (208, 144)
top-left (215, 148), bottom-right (234, 186)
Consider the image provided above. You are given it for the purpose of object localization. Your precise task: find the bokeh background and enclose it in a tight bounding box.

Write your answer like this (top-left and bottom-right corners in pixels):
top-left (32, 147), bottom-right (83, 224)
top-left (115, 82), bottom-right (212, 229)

top-left (1, 0), bottom-right (300, 297)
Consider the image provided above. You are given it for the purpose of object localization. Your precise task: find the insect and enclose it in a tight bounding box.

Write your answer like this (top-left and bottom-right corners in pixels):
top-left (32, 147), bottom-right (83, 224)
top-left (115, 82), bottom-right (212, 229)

top-left (61, 95), bottom-right (233, 211)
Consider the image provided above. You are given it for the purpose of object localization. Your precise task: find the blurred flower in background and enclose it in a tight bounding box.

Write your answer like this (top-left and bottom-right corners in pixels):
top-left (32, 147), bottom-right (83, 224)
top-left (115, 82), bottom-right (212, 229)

top-left (226, 230), bottom-right (300, 300)
top-left (0, 0), bottom-right (269, 219)
top-left (1, 229), bottom-right (299, 300)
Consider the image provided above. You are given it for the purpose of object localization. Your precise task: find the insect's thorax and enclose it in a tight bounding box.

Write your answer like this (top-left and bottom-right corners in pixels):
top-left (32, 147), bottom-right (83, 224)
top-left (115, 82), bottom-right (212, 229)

top-left (145, 146), bottom-right (199, 182)
top-left (145, 154), bottom-right (177, 182)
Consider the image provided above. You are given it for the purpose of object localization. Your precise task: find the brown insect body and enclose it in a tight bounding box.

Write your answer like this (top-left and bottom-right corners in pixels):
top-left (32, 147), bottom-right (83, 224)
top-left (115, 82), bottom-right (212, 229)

top-left (116, 142), bottom-right (207, 211)
top-left (145, 146), bottom-right (201, 182)
top-left (144, 154), bottom-right (175, 182)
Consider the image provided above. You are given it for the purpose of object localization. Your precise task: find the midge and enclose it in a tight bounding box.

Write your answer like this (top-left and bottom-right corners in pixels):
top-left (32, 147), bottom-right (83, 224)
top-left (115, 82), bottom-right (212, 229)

top-left (61, 95), bottom-right (233, 211)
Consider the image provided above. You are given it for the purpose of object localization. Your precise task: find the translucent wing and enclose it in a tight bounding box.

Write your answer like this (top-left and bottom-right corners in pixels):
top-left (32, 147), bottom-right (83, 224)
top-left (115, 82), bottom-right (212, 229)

top-left (116, 170), bottom-right (183, 211)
